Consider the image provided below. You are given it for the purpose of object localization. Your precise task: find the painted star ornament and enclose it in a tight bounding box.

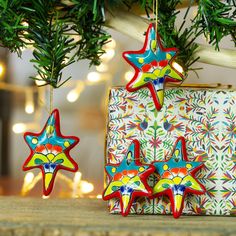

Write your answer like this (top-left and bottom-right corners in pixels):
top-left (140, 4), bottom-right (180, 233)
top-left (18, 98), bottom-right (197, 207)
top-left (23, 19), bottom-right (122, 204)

top-left (103, 140), bottom-right (155, 216)
top-left (123, 23), bottom-right (184, 111)
top-left (152, 137), bottom-right (205, 218)
top-left (22, 109), bottom-right (79, 196)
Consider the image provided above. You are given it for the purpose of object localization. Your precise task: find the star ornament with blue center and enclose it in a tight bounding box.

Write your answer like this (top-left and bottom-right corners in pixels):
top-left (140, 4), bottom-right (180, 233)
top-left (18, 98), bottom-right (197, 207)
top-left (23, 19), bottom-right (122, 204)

top-left (22, 109), bottom-right (79, 196)
top-left (123, 23), bottom-right (184, 111)
top-left (103, 140), bottom-right (155, 216)
top-left (152, 137), bottom-right (205, 218)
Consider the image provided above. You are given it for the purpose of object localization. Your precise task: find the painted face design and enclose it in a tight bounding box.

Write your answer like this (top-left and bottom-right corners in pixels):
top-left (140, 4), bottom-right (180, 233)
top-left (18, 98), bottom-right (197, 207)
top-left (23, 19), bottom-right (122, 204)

top-left (103, 140), bottom-right (155, 216)
top-left (23, 109), bottom-right (79, 196)
top-left (123, 23), bottom-right (184, 111)
top-left (152, 137), bottom-right (205, 218)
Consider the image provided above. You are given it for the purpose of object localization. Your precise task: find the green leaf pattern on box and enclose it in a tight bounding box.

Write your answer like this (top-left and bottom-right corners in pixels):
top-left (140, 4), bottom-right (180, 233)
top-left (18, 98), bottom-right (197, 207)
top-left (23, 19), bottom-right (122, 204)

top-left (106, 87), bottom-right (236, 215)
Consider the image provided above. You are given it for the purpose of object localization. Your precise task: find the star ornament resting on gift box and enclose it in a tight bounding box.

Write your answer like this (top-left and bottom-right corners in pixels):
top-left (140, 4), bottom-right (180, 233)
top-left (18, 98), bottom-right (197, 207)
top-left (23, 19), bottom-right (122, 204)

top-left (123, 23), bottom-right (184, 111)
top-left (22, 109), bottom-right (79, 196)
top-left (152, 137), bottom-right (205, 218)
top-left (103, 140), bottom-right (155, 216)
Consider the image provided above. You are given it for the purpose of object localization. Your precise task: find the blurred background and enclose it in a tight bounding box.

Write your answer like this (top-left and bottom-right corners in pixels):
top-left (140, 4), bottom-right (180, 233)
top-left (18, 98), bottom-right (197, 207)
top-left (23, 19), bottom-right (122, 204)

top-left (0, 6), bottom-right (235, 198)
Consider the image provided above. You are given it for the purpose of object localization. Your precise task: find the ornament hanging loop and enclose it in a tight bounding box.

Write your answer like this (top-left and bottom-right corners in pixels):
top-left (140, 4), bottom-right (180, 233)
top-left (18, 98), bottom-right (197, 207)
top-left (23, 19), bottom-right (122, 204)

top-left (152, 0), bottom-right (158, 32)
top-left (50, 85), bottom-right (53, 113)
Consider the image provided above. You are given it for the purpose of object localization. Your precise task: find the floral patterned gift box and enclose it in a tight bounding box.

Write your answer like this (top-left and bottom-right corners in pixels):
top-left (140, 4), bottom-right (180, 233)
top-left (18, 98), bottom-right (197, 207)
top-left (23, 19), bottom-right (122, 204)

top-left (105, 86), bottom-right (236, 216)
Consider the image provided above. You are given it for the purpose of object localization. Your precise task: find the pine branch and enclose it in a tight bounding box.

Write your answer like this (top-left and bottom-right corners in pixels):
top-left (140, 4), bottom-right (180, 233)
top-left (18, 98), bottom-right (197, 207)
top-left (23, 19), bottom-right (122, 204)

top-left (194, 0), bottom-right (236, 50)
top-left (0, 0), bottom-right (27, 55)
top-left (0, 0), bottom-right (110, 87)
top-left (0, 0), bottom-right (235, 87)
top-left (65, 0), bottom-right (110, 66)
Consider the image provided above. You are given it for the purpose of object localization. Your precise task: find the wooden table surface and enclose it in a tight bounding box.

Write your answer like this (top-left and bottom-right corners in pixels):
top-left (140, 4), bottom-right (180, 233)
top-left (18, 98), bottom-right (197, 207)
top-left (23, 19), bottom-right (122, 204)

top-left (0, 197), bottom-right (234, 236)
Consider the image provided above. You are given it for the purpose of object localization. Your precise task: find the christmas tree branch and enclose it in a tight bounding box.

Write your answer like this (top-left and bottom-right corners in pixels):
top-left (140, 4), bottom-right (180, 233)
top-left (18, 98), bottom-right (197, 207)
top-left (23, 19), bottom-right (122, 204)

top-left (105, 9), bottom-right (236, 69)
top-left (0, 0), bottom-right (235, 87)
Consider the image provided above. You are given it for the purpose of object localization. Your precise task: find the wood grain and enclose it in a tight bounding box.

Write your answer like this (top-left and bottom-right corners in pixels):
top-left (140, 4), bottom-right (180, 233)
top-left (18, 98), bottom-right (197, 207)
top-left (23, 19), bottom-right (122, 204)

top-left (0, 197), bottom-right (234, 236)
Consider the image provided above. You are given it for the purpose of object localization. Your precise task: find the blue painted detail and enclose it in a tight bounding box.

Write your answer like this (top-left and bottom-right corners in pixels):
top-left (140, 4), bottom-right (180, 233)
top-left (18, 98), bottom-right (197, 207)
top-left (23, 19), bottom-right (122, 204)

top-left (153, 138), bottom-right (202, 176)
top-left (25, 111), bottom-right (76, 151)
top-left (172, 185), bottom-right (186, 195)
top-left (159, 77), bottom-right (164, 83)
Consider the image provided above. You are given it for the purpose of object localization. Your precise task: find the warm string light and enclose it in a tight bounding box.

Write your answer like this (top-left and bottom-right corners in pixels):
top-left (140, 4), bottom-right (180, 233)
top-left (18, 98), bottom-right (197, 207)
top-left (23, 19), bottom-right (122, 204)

top-left (25, 89), bottom-right (34, 114)
top-left (12, 123), bottom-right (39, 134)
top-left (67, 81), bottom-right (85, 103)
top-left (66, 71), bottom-right (111, 103)
top-left (21, 171), bottom-right (94, 197)
top-left (66, 38), bottom-right (116, 104)
top-left (72, 171), bottom-right (94, 198)
top-left (96, 38), bottom-right (116, 68)
top-left (35, 74), bottom-right (47, 86)
top-left (172, 62), bottom-right (184, 74)
top-left (12, 123), bottom-right (27, 134)
top-left (96, 63), bottom-right (108, 72)
top-left (21, 172), bottom-right (35, 196)
top-left (87, 71), bottom-right (101, 83)
top-left (124, 70), bottom-right (135, 82)
top-left (80, 181), bottom-right (94, 194)
top-left (87, 72), bottom-right (111, 84)
top-left (100, 49), bottom-right (115, 62)
top-left (21, 172), bottom-right (42, 196)
top-left (0, 63), bottom-right (5, 78)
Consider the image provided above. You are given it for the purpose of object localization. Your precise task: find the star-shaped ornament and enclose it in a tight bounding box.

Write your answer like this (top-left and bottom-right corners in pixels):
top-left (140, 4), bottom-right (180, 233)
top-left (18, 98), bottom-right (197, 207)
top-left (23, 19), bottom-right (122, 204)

top-left (152, 137), bottom-right (205, 218)
top-left (103, 140), bottom-right (155, 216)
top-left (123, 23), bottom-right (184, 111)
top-left (23, 109), bottom-right (79, 196)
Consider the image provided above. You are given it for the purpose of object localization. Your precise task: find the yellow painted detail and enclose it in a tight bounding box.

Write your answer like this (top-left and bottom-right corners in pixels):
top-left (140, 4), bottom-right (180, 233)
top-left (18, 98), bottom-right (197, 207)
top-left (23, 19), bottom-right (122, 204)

top-left (182, 175), bottom-right (203, 191)
top-left (163, 164), bottom-right (169, 171)
top-left (103, 180), bottom-right (123, 196)
top-left (111, 167), bottom-right (116, 173)
top-left (44, 173), bottom-right (53, 191)
top-left (122, 194), bottom-right (131, 213)
top-left (122, 176), bottom-right (130, 184)
top-left (156, 90), bottom-right (164, 106)
top-left (173, 176), bottom-right (182, 185)
top-left (130, 73), bottom-right (156, 88)
top-left (153, 69), bottom-right (161, 77)
top-left (26, 153), bottom-right (49, 167)
top-left (138, 58), bottom-right (144, 64)
top-left (139, 167), bottom-right (145, 172)
top-left (153, 179), bottom-right (174, 194)
top-left (47, 153), bottom-right (55, 161)
top-left (64, 141), bottom-right (70, 148)
top-left (46, 125), bottom-right (54, 135)
top-left (166, 53), bottom-right (172, 60)
top-left (174, 194), bottom-right (183, 213)
top-left (151, 40), bottom-right (157, 51)
top-left (174, 150), bottom-right (179, 157)
top-left (186, 163), bottom-right (192, 169)
top-left (32, 138), bottom-right (38, 144)
top-left (127, 152), bottom-right (132, 161)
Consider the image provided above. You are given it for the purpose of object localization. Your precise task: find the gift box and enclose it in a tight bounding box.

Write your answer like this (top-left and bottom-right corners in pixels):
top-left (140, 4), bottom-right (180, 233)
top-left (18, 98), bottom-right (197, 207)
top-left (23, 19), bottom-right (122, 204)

top-left (105, 86), bottom-right (236, 215)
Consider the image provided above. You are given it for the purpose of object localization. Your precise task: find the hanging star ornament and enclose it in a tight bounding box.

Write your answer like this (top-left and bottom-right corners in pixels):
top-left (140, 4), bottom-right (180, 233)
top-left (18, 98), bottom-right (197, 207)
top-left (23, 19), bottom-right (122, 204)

top-left (103, 140), bottom-right (155, 216)
top-left (152, 137), bottom-right (205, 218)
top-left (123, 23), bottom-right (184, 111)
top-left (22, 109), bottom-right (79, 196)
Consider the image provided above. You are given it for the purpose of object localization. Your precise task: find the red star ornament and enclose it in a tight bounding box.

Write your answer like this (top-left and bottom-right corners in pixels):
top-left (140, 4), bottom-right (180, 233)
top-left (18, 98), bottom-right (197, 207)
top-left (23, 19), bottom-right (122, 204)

top-left (22, 109), bottom-right (79, 196)
top-left (103, 140), bottom-right (155, 216)
top-left (151, 137), bottom-right (206, 218)
top-left (123, 23), bottom-right (184, 111)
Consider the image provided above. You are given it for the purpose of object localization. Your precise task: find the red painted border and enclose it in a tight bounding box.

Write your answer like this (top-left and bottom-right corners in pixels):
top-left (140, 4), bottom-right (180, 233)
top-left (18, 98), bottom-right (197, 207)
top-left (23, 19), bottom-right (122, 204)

top-left (103, 139), bottom-right (155, 216)
top-left (123, 23), bottom-right (183, 111)
top-left (22, 109), bottom-right (79, 196)
top-left (151, 136), bottom-right (206, 218)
